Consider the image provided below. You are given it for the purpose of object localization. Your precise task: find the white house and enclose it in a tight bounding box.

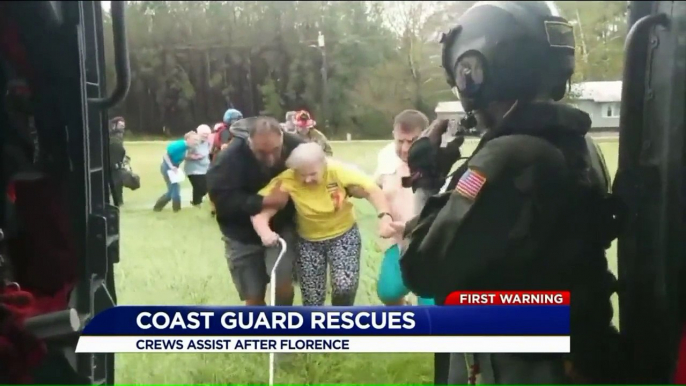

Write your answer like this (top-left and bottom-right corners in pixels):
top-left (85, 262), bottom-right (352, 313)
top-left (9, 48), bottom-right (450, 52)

top-left (434, 101), bottom-right (467, 142)
top-left (433, 80), bottom-right (622, 132)
top-left (435, 100), bottom-right (465, 121)
top-left (569, 81), bottom-right (622, 131)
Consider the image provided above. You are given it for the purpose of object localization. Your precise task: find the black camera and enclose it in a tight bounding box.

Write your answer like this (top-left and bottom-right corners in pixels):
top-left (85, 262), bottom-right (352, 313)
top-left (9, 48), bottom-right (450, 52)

top-left (402, 138), bottom-right (460, 193)
top-left (453, 116), bottom-right (481, 137)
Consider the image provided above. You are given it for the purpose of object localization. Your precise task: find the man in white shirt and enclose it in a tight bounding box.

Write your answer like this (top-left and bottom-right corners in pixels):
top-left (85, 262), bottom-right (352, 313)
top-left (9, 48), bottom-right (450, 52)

top-left (374, 110), bottom-right (434, 306)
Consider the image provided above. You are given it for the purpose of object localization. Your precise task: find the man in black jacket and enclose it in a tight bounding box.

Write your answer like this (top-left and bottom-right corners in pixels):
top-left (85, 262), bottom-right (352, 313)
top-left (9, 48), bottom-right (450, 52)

top-left (109, 117), bottom-right (127, 206)
top-left (396, 1), bottom-right (622, 384)
top-left (207, 117), bottom-right (304, 306)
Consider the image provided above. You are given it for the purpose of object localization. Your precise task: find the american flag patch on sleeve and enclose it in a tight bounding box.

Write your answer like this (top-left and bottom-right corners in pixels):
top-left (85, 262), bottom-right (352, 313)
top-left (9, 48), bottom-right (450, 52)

top-left (455, 169), bottom-right (487, 200)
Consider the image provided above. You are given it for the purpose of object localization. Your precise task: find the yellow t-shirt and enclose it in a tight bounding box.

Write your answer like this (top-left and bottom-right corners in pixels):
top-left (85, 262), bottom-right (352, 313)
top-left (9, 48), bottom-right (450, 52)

top-left (259, 160), bottom-right (377, 241)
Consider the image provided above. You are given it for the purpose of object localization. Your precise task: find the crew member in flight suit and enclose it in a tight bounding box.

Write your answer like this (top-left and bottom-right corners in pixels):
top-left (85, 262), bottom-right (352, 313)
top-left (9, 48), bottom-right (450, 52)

top-left (395, 1), bottom-right (623, 384)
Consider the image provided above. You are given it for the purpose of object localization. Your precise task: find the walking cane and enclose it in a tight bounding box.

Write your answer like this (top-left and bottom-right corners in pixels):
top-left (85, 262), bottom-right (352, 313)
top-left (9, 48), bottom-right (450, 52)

top-left (269, 237), bottom-right (287, 386)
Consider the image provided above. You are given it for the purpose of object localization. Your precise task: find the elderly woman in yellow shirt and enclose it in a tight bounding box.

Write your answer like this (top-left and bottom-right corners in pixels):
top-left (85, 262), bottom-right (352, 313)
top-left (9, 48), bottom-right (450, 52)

top-left (251, 142), bottom-right (394, 306)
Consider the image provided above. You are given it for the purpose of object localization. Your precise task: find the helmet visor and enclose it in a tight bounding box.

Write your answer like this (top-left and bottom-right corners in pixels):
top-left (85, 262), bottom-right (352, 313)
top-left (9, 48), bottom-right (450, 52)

top-left (545, 21), bottom-right (575, 49)
top-left (453, 53), bottom-right (486, 96)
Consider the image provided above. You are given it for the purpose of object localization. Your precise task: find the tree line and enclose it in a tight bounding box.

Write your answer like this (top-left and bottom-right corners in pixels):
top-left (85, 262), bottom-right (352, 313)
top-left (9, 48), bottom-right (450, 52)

top-left (103, 1), bottom-right (627, 139)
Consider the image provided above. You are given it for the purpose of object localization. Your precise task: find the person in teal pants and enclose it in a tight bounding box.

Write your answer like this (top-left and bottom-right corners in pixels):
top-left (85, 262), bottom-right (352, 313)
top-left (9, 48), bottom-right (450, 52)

top-left (374, 104), bottom-right (454, 386)
top-left (373, 110), bottom-right (435, 306)
top-left (378, 244), bottom-right (434, 305)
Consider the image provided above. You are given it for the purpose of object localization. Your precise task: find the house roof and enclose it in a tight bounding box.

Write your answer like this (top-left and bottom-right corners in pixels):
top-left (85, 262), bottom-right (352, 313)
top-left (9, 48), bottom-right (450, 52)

top-left (435, 101), bottom-right (465, 114)
top-left (435, 80), bottom-right (622, 113)
top-left (570, 81), bottom-right (622, 103)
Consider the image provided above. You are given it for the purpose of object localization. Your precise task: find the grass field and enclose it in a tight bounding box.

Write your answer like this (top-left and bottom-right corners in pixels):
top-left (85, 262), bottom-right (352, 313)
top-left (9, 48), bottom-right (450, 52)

top-left (115, 138), bottom-right (620, 385)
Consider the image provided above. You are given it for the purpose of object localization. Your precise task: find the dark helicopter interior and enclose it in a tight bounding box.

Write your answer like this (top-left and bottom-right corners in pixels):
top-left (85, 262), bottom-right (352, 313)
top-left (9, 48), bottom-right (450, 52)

top-left (0, 1), bottom-right (121, 384)
top-left (0, 0), bottom-right (684, 385)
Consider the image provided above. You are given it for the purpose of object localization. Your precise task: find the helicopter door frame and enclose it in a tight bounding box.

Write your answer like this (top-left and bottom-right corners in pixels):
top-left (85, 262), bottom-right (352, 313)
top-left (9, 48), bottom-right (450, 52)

top-left (615, 1), bottom-right (686, 383)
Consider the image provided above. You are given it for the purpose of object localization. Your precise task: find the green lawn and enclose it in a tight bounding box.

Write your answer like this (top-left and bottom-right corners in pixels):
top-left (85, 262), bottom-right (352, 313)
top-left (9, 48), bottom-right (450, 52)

top-left (115, 138), bottom-right (620, 385)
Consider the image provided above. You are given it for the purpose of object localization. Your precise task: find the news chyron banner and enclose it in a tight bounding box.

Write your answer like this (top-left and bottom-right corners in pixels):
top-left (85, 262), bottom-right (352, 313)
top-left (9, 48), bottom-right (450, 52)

top-left (75, 291), bottom-right (570, 354)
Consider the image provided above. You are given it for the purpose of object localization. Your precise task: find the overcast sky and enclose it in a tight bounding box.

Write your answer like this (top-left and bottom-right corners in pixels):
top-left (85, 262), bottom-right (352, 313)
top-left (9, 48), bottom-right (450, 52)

top-left (101, 1), bottom-right (110, 12)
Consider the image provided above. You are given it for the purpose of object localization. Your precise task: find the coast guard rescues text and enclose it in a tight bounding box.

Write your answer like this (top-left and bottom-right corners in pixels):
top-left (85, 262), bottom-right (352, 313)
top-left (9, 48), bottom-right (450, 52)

top-left (135, 310), bottom-right (416, 331)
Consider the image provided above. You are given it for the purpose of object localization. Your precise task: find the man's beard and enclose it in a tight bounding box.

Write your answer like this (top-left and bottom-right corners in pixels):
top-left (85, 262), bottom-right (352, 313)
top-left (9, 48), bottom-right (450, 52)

top-left (258, 158), bottom-right (284, 175)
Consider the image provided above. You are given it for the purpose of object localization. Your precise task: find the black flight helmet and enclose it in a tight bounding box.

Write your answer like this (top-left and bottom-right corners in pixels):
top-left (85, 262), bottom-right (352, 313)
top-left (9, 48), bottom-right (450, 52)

top-left (441, 1), bottom-right (575, 114)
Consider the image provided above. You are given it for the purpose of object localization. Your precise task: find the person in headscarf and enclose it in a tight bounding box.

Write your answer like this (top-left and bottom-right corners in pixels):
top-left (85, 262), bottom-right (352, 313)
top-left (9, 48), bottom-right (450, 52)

top-left (292, 110), bottom-right (333, 156)
top-left (185, 124), bottom-right (213, 207)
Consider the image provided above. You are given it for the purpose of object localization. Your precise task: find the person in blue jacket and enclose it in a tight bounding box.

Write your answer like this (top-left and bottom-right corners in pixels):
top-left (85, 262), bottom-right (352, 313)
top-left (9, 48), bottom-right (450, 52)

top-left (153, 132), bottom-right (199, 212)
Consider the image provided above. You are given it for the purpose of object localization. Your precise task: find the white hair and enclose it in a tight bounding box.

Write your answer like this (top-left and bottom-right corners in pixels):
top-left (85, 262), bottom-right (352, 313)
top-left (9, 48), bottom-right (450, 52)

top-left (196, 124), bottom-right (212, 135)
top-left (286, 142), bottom-right (326, 170)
